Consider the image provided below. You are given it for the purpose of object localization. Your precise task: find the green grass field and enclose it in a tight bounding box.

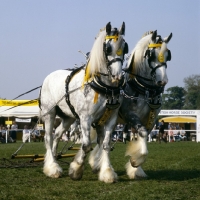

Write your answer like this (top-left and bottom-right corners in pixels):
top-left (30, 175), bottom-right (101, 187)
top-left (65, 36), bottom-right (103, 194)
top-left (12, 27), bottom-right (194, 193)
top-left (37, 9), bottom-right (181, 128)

top-left (0, 140), bottom-right (200, 200)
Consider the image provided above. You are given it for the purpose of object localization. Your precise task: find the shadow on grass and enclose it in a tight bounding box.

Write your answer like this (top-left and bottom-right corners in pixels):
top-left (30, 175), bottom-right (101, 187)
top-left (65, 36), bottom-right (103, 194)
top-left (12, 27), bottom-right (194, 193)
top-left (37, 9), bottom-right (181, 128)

top-left (116, 169), bottom-right (200, 182)
top-left (146, 169), bottom-right (200, 181)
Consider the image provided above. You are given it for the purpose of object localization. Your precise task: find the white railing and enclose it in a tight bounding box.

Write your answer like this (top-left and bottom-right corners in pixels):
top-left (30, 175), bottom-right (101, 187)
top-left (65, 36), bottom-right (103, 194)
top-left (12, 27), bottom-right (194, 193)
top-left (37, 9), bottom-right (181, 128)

top-left (148, 129), bottom-right (197, 142)
top-left (2, 129), bottom-right (45, 144)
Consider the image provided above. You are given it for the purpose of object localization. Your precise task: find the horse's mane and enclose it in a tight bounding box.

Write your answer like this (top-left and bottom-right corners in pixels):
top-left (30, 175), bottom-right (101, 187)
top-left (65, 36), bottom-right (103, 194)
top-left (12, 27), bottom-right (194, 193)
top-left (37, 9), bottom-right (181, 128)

top-left (128, 31), bottom-right (154, 77)
top-left (141, 31), bottom-right (153, 38)
top-left (84, 28), bottom-right (124, 82)
top-left (88, 29), bottom-right (107, 76)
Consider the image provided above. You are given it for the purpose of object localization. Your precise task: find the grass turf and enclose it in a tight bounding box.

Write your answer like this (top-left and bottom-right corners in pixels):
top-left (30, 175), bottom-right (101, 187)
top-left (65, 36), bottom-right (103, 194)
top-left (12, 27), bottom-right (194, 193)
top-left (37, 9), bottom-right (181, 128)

top-left (0, 140), bottom-right (200, 200)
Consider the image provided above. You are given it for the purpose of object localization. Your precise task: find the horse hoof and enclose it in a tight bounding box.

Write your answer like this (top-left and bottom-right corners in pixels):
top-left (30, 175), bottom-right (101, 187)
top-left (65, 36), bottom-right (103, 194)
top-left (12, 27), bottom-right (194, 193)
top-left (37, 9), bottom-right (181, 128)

top-left (69, 162), bottom-right (84, 180)
top-left (69, 172), bottom-right (83, 180)
top-left (43, 163), bottom-right (62, 178)
top-left (99, 168), bottom-right (118, 183)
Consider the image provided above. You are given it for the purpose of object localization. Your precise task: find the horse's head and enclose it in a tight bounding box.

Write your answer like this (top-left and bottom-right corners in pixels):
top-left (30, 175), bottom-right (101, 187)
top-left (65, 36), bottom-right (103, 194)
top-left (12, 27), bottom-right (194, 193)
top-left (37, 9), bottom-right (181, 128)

top-left (126, 30), bottom-right (172, 87)
top-left (144, 30), bottom-right (172, 86)
top-left (87, 22), bottom-right (128, 85)
top-left (103, 22), bottom-right (128, 82)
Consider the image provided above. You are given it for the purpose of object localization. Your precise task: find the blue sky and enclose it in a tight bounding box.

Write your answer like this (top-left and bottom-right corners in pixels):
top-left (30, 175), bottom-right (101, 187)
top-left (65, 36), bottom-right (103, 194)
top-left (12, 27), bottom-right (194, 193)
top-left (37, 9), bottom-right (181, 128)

top-left (0, 0), bottom-right (199, 99)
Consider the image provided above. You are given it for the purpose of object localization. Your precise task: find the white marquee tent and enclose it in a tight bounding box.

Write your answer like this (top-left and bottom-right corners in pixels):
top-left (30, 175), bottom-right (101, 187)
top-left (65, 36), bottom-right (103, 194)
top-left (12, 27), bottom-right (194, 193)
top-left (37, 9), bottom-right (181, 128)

top-left (0, 99), bottom-right (39, 118)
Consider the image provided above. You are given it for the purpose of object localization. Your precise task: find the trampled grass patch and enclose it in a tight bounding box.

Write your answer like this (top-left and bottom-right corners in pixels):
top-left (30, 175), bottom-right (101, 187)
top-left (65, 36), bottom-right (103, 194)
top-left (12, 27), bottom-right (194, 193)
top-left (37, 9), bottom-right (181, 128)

top-left (0, 141), bottom-right (200, 200)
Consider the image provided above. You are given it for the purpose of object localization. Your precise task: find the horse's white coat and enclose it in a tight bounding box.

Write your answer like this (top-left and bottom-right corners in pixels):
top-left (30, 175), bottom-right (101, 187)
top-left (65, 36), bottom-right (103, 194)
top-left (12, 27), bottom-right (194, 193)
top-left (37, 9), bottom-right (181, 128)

top-left (40, 23), bottom-right (127, 183)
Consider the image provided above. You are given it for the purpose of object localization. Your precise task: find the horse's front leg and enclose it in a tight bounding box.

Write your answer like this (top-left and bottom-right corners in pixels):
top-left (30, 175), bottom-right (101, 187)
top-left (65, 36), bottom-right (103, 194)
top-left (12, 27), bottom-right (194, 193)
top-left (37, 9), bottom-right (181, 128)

top-left (98, 113), bottom-right (118, 183)
top-left (125, 126), bottom-right (148, 179)
top-left (69, 116), bottom-right (92, 180)
top-left (88, 126), bottom-right (104, 173)
top-left (125, 163), bottom-right (147, 179)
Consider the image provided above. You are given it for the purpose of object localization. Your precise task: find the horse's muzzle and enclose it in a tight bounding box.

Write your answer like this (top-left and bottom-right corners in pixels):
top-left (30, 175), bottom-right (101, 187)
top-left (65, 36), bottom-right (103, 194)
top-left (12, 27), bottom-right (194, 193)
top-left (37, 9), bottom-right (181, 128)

top-left (156, 81), bottom-right (167, 86)
top-left (111, 74), bottom-right (122, 83)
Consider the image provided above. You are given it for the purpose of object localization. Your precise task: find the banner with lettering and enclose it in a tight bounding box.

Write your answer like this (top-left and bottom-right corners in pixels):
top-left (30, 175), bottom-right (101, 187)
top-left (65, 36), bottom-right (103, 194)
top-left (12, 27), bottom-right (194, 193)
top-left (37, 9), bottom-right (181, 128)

top-left (15, 118), bottom-right (31, 123)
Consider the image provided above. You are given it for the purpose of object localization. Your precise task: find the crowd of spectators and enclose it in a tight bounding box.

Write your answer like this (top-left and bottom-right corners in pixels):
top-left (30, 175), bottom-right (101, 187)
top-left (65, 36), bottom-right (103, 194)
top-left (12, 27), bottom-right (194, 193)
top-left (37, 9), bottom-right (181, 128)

top-left (150, 122), bottom-right (187, 142)
top-left (0, 122), bottom-right (43, 143)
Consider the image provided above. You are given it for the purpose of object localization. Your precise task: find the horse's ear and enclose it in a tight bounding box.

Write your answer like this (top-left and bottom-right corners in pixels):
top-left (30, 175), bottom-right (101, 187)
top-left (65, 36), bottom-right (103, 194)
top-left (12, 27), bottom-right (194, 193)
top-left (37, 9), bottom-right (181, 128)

top-left (164, 33), bottom-right (173, 43)
top-left (106, 22), bottom-right (111, 35)
top-left (119, 22), bottom-right (125, 35)
top-left (151, 30), bottom-right (157, 42)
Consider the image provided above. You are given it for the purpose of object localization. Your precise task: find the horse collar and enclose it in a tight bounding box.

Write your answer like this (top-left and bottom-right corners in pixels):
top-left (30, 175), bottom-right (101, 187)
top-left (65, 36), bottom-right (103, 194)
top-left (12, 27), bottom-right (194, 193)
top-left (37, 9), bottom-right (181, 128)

top-left (90, 75), bottom-right (125, 97)
top-left (128, 77), bottom-right (164, 98)
top-left (125, 77), bottom-right (163, 109)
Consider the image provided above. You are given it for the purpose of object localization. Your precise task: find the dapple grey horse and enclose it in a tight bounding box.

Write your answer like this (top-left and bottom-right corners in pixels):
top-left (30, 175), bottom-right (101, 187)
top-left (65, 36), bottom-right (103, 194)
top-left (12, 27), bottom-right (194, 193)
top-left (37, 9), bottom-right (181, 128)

top-left (40, 22), bottom-right (128, 183)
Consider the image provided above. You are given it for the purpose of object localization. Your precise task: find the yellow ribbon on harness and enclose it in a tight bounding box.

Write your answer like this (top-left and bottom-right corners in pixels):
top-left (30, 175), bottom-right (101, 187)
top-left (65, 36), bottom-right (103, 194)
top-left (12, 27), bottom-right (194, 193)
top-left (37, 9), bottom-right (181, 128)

top-left (105, 35), bottom-right (118, 42)
top-left (97, 108), bottom-right (113, 126)
top-left (94, 92), bottom-right (99, 104)
top-left (146, 109), bottom-right (157, 130)
top-left (148, 43), bottom-right (162, 48)
top-left (82, 61), bottom-right (94, 89)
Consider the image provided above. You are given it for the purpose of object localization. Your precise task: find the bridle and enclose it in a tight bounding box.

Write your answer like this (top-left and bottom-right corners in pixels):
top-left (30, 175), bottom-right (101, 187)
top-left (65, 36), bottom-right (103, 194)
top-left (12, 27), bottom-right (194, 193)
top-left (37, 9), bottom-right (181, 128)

top-left (144, 42), bottom-right (171, 81)
top-left (102, 33), bottom-right (128, 77)
top-left (123, 40), bottom-right (171, 100)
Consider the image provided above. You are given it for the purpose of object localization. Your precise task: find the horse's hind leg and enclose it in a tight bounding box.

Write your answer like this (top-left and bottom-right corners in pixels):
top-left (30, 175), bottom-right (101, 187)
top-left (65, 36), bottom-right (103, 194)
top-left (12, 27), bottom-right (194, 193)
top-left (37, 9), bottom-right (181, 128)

top-left (43, 113), bottom-right (62, 178)
top-left (52, 117), bottom-right (75, 156)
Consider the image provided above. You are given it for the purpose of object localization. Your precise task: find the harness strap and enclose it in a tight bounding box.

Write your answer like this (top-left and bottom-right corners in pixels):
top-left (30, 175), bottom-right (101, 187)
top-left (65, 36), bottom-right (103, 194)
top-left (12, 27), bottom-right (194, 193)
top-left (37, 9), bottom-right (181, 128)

top-left (96, 101), bottom-right (120, 126)
top-left (107, 57), bottom-right (123, 66)
top-left (150, 63), bottom-right (167, 76)
top-left (90, 76), bottom-right (125, 96)
top-left (65, 66), bottom-right (85, 120)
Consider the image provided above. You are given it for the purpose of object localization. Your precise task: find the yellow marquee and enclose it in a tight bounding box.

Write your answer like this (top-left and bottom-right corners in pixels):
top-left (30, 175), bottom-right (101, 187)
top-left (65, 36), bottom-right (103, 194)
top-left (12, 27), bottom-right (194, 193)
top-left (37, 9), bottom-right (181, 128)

top-left (159, 116), bottom-right (196, 123)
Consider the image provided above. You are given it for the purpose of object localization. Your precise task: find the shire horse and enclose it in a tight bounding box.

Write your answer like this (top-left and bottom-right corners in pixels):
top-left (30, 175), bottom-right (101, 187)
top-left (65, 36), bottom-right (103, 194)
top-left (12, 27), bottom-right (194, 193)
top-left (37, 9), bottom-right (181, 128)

top-left (39, 22), bottom-right (128, 183)
top-left (89, 30), bottom-right (172, 179)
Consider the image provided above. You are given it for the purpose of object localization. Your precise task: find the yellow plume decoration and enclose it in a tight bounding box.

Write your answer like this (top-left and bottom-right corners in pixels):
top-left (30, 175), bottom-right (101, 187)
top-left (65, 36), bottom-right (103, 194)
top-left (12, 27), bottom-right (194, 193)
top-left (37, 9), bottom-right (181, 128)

top-left (158, 52), bottom-right (164, 63)
top-left (82, 61), bottom-right (92, 88)
top-left (116, 48), bottom-right (123, 56)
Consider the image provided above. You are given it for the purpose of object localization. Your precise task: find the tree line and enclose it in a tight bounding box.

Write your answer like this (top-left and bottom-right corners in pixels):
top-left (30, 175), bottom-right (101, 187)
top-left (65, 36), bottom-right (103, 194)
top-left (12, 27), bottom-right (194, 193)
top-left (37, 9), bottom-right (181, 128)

top-left (162, 74), bottom-right (200, 109)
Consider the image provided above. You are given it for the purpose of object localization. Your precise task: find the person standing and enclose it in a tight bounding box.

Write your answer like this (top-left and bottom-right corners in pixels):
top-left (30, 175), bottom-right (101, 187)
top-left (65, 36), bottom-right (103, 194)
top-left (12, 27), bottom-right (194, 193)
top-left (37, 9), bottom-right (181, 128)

top-left (10, 121), bottom-right (18, 142)
top-left (168, 127), bottom-right (174, 142)
top-left (179, 127), bottom-right (186, 141)
top-left (22, 125), bottom-right (31, 143)
top-left (123, 124), bottom-right (129, 144)
top-left (158, 120), bottom-right (166, 143)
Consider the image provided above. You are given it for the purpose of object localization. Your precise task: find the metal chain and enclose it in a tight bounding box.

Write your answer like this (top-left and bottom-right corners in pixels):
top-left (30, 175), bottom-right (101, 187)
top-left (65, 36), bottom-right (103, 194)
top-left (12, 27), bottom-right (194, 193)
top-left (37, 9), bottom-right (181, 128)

top-left (120, 90), bottom-right (148, 103)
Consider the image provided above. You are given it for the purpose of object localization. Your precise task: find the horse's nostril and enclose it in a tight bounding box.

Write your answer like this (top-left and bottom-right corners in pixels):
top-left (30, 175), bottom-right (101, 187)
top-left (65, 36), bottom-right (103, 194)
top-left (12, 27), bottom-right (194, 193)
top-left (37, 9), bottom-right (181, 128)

top-left (157, 81), bottom-right (166, 86)
top-left (157, 81), bottom-right (162, 85)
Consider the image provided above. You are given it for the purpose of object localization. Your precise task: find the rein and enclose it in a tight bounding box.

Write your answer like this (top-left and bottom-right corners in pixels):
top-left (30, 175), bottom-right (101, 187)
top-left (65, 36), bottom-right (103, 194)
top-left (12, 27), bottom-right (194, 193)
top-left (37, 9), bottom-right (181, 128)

top-left (123, 69), bottom-right (153, 82)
